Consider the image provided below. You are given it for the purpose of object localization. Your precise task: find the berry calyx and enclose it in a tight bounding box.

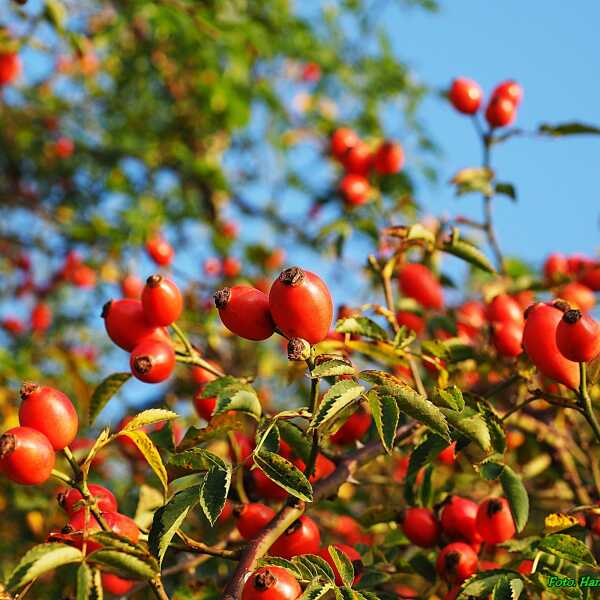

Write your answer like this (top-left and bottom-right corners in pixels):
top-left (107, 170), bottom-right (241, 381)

top-left (130, 339), bottom-right (176, 383)
top-left (215, 285), bottom-right (275, 341)
top-left (141, 275), bottom-right (183, 326)
top-left (0, 427), bottom-right (55, 485)
top-left (475, 497), bottom-right (516, 544)
top-left (449, 78), bottom-right (482, 114)
top-left (241, 566), bottom-right (301, 600)
top-left (400, 507), bottom-right (441, 548)
top-left (102, 299), bottom-right (170, 352)
top-left (270, 515), bottom-right (321, 559)
top-left (19, 383), bottom-right (79, 450)
top-left (436, 542), bottom-right (479, 583)
top-left (556, 309), bottom-right (600, 363)
top-left (269, 268), bottom-right (333, 345)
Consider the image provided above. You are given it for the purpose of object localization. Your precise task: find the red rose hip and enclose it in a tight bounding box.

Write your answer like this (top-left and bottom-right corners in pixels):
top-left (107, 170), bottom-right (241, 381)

top-left (374, 141), bottom-right (404, 175)
top-left (142, 275), bottom-right (183, 326)
top-left (476, 497), bottom-right (516, 544)
top-left (440, 496), bottom-right (482, 545)
top-left (556, 309), bottom-right (600, 363)
top-left (339, 173), bottom-right (371, 206)
top-left (491, 80), bottom-right (523, 106)
top-left (59, 483), bottom-right (118, 515)
top-left (318, 544), bottom-right (362, 585)
top-left (398, 263), bottom-right (444, 310)
top-left (214, 285), bottom-right (275, 341)
top-left (130, 339), bottom-right (175, 383)
top-left (270, 515), bottom-right (321, 559)
top-left (146, 234), bottom-right (174, 266)
top-left (241, 566), bottom-right (301, 600)
top-left (235, 503), bottom-right (276, 540)
top-left (331, 128), bottom-right (360, 161)
top-left (449, 78), bottom-right (482, 114)
top-left (485, 96), bottom-right (516, 128)
top-left (0, 427), bottom-right (55, 485)
top-left (401, 507), bottom-right (440, 548)
top-left (436, 542), bottom-right (478, 583)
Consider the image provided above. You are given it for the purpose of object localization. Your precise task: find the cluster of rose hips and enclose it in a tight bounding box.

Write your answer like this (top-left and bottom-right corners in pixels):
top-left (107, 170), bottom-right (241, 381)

top-left (329, 127), bottom-right (404, 207)
top-left (102, 274), bottom-right (183, 383)
top-left (0, 383), bottom-right (78, 486)
top-left (449, 77), bottom-right (523, 128)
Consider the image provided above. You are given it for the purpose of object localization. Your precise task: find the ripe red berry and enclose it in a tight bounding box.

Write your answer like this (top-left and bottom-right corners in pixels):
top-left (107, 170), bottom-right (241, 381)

top-left (491, 80), bottom-right (523, 106)
top-left (456, 300), bottom-right (486, 337)
top-left (544, 253), bottom-right (568, 283)
top-left (580, 263), bottom-right (600, 291)
top-left (517, 560), bottom-right (534, 575)
top-left (492, 321), bottom-right (523, 358)
top-left (120, 274), bottom-right (143, 299)
top-left (269, 267), bottom-right (333, 345)
top-left (401, 507), bottom-right (441, 548)
top-left (438, 441), bottom-right (457, 465)
top-left (235, 503), bottom-right (276, 540)
top-left (270, 515), bottom-right (321, 559)
top-left (448, 78), bottom-right (482, 114)
top-left (343, 142), bottom-right (373, 176)
top-left (396, 310), bottom-right (425, 334)
top-left (59, 483), bottom-right (118, 515)
top-left (101, 573), bottom-right (136, 596)
top-left (102, 298), bottom-right (169, 352)
top-left (440, 496), bottom-right (482, 545)
top-left (54, 137), bottom-right (75, 159)
top-left (193, 388), bottom-right (216, 421)
top-left (31, 302), bottom-right (52, 333)
top-left (486, 294), bottom-right (523, 326)
top-left (374, 141), bottom-right (404, 175)
top-left (241, 566), bottom-right (301, 600)
top-left (0, 52), bottom-right (22, 86)
top-left (436, 542), bottom-right (479, 583)
top-left (330, 407), bottom-right (371, 445)
top-left (0, 427), bottom-right (55, 485)
top-left (191, 360), bottom-right (220, 384)
top-left (130, 338), bottom-right (176, 383)
top-left (485, 96), bottom-right (516, 128)
top-left (567, 254), bottom-right (591, 275)
top-left (19, 383), bottom-right (78, 450)
top-left (291, 454), bottom-right (335, 484)
top-left (318, 544), bottom-right (362, 586)
top-left (141, 275), bottom-right (183, 326)
top-left (252, 468), bottom-right (288, 501)
top-left (146, 234), bottom-right (174, 266)
top-left (558, 282), bottom-right (596, 312)
top-left (476, 497), bottom-right (516, 544)
top-left (68, 510), bottom-right (139, 551)
top-left (214, 286), bottom-right (275, 341)
top-left (301, 62), bottom-right (321, 83)
top-left (522, 302), bottom-right (580, 389)
top-left (2, 317), bottom-right (25, 335)
top-left (223, 256), bottom-right (242, 278)
top-left (331, 128), bottom-right (360, 161)
top-left (398, 263), bottom-right (444, 310)
top-left (556, 309), bottom-right (600, 363)
top-left (339, 173), bottom-right (371, 206)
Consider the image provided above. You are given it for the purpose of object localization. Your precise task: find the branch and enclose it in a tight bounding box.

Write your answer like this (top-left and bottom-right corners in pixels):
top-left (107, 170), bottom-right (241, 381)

top-left (222, 422), bottom-right (417, 599)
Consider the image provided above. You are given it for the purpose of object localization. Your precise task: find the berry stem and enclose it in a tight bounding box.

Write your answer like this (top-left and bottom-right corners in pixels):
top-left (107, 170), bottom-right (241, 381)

top-left (149, 577), bottom-right (170, 600)
top-left (170, 322), bottom-right (195, 357)
top-left (174, 352), bottom-right (224, 378)
top-left (62, 446), bottom-right (81, 477)
top-left (579, 362), bottom-right (600, 444)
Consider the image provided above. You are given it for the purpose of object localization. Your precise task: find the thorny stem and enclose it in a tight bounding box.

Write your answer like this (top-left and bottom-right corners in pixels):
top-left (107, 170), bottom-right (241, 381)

top-left (579, 362), bottom-right (600, 445)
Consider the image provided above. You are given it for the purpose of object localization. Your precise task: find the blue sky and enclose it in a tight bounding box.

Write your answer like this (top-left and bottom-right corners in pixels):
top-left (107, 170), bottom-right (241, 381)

top-left (383, 0), bottom-right (600, 262)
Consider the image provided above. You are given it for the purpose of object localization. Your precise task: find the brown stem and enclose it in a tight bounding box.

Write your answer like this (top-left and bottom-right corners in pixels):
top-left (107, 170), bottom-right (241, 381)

top-left (176, 531), bottom-right (239, 559)
top-left (149, 577), bottom-right (170, 600)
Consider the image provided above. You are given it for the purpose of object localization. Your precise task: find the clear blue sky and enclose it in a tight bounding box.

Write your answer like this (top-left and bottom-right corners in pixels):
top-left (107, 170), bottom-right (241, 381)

top-left (383, 1), bottom-right (600, 263)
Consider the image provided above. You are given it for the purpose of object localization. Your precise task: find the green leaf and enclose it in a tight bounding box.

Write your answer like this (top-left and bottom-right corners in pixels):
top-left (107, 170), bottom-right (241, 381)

top-left (450, 166), bottom-right (494, 196)
top-left (407, 434), bottom-right (449, 478)
top-left (300, 579), bottom-right (335, 600)
top-left (479, 404), bottom-right (506, 454)
top-left (278, 421), bottom-right (312, 463)
top-left (459, 570), bottom-right (517, 599)
top-left (293, 554), bottom-right (336, 582)
top-left (435, 386), bottom-right (465, 412)
top-left (539, 122), bottom-right (600, 136)
top-left (253, 450), bottom-right (313, 502)
top-left (88, 373), bottom-right (131, 425)
top-left (367, 388), bottom-right (399, 453)
top-left (119, 430), bottom-right (169, 495)
top-left (376, 383), bottom-right (450, 441)
top-left (479, 459), bottom-right (505, 480)
top-left (328, 545), bottom-right (354, 587)
top-left (43, 0), bottom-right (67, 30)
top-left (200, 465), bottom-right (231, 526)
top-left (495, 182), bottom-right (517, 201)
top-left (76, 563), bottom-right (103, 600)
top-left (7, 543), bottom-right (83, 591)
top-left (539, 534), bottom-right (597, 567)
top-left (359, 370), bottom-right (404, 387)
top-left (491, 575), bottom-right (524, 600)
top-left (310, 380), bottom-right (365, 432)
top-left (442, 238), bottom-right (496, 274)
top-left (335, 317), bottom-right (389, 341)
top-left (168, 448), bottom-right (228, 472)
top-left (214, 384), bottom-right (262, 418)
top-left (311, 359), bottom-right (356, 379)
top-left (499, 466), bottom-right (530, 533)
top-left (257, 556), bottom-right (303, 580)
top-left (118, 409), bottom-right (178, 433)
top-left (148, 486), bottom-right (200, 566)
top-left (201, 376), bottom-right (243, 398)
top-left (88, 550), bottom-right (157, 580)
top-left (442, 407), bottom-right (491, 452)
top-left (88, 532), bottom-right (148, 558)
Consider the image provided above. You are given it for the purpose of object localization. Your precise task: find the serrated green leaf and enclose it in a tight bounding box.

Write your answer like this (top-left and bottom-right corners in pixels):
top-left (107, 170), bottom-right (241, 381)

top-left (253, 450), bottom-right (313, 502)
top-left (81, 429), bottom-right (111, 473)
top-left (311, 359), bottom-right (356, 379)
top-left (118, 409), bottom-right (178, 433)
top-left (134, 485), bottom-right (164, 531)
top-left (310, 380), bottom-right (364, 432)
top-left (88, 550), bottom-right (157, 580)
top-left (89, 373), bottom-right (131, 425)
top-left (200, 465), bottom-right (231, 526)
top-left (442, 238), bottom-right (496, 274)
top-left (119, 430), bottom-right (168, 495)
top-left (328, 545), bottom-right (354, 587)
top-left (359, 370), bottom-right (403, 387)
top-left (491, 575), bottom-right (524, 600)
top-left (407, 434), bottom-right (449, 479)
top-left (539, 534), bottom-right (597, 567)
top-left (216, 386), bottom-right (262, 418)
top-left (367, 388), bottom-right (399, 453)
top-left (7, 543), bottom-right (83, 591)
top-left (300, 578), bottom-right (335, 600)
top-left (458, 570), bottom-right (516, 599)
top-left (76, 563), bottom-right (103, 600)
top-left (499, 466), bottom-right (529, 533)
top-left (435, 386), bottom-right (464, 412)
top-left (539, 122), bottom-right (600, 136)
top-left (88, 532), bottom-right (148, 558)
top-left (148, 486), bottom-right (200, 566)
top-left (168, 448), bottom-right (228, 472)
top-left (442, 407), bottom-right (491, 452)
top-left (376, 383), bottom-right (450, 441)
top-left (200, 376), bottom-right (243, 398)
top-left (278, 421), bottom-right (312, 463)
top-left (293, 554), bottom-right (335, 582)
top-left (335, 317), bottom-right (389, 341)
top-left (257, 556), bottom-right (303, 580)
